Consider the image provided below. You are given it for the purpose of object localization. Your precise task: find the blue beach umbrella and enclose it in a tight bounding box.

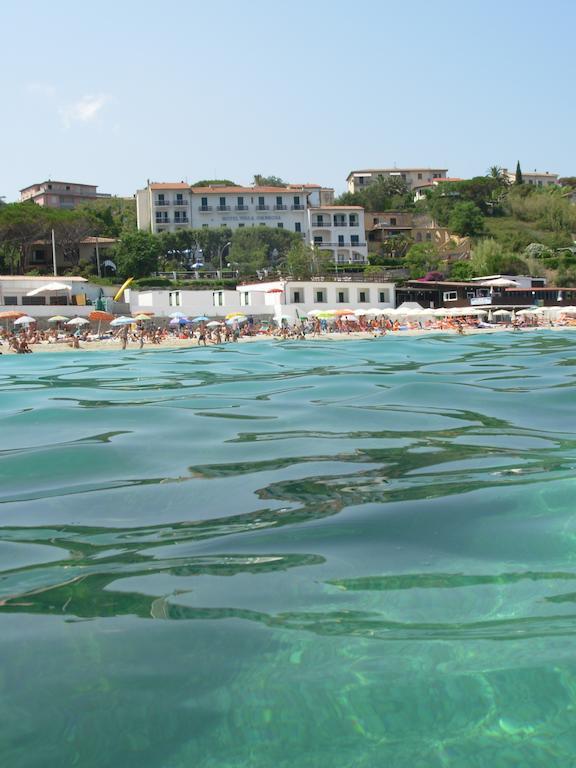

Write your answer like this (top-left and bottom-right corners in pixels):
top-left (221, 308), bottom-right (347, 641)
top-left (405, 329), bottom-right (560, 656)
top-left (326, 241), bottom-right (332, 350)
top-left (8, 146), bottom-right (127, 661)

top-left (192, 316), bottom-right (209, 323)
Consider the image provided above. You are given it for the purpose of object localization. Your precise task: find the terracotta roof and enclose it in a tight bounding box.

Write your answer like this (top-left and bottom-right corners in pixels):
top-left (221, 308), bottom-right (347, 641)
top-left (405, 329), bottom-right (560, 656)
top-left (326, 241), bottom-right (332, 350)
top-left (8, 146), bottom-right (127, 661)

top-left (311, 205), bottom-right (364, 210)
top-left (149, 182), bottom-right (190, 190)
top-left (190, 186), bottom-right (310, 195)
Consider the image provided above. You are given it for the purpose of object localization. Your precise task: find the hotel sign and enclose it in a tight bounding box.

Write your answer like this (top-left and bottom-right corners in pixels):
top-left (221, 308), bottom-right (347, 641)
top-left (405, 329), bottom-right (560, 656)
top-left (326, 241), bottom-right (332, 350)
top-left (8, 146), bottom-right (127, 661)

top-left (470, 296), bottom-right (492, 306)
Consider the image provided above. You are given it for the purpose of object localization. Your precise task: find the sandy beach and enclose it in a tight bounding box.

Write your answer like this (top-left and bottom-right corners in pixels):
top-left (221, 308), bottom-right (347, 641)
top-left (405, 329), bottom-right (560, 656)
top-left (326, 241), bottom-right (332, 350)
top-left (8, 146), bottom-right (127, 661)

top-left (1, 325), bottom-right (573, 354)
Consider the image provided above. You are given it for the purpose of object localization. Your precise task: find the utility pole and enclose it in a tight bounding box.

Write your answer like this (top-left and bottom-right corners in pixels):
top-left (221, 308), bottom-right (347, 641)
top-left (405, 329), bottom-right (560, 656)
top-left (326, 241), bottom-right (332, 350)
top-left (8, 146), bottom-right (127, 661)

top-left (51, 229), bottom-right (57, 276)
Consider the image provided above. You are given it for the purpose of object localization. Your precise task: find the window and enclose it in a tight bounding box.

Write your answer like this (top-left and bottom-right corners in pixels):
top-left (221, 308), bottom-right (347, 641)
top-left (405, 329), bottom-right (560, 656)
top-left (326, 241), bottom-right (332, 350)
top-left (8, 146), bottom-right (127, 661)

top-left (358, 290), bottom-right (368, 303)
top-left (48, 184), bottom-right (52, 189)
top-left (176, 193), bottom-right (184, 203)
top-left (277, 223), bottom-right (284, 229)
top-left (240, 291), bottom-right (250, 306)
top-left (202, 223), bottom-right (209, 228)
top-left (66, 185), bottom-right (71, 190)
top-left (315, 290), bottom-right (326, 303)
top-left (31, 249), bottom-right (47, 264)
top-left (443, 291), bottom-right (458, 302)
top-left (338, 235), bottom-right (344, 246)
top-left (3, 296), bottom-right (17, 305)
top-left (291, 289), bottom-right (302, 303)
top-left (316, 216), bottom-right (324, 225)
top-left (259, 222), bottom-right (266, 227)
top-left (201, 197), bottom-right (208, 208)
top-left (390, 217), bottom-right (397, 225)
top-left (22, 296), bottom-right (46, 305)
top-left (295, 222), bottom-right (301, 233)
top-left (219, 197), bottom-right (225, 207)
top-left (238, 223), bottom-right (245, 228)
top-left (314, 236), bottom-right (323, 245)
top-left (418, 173), bottom-right (422, 180)
top-left (349, 215), bottom-right (358, 226)
top-left (258, 196), bottom-right (265, 209)
top-left (351, 235), bottom-right (359, 245)
top-left (337, 290), bottom-right (348, 303)
top-left (213, 291), bottom-right (224, 306)
top-left (168, 291), bottom-right (181, 307)
top-left (293, 196), bottom-right (300, 207)
top-left (373, 217), bottom-right (378, 225)
top-left (425, 232), bottom-right (432, 241)
top-left (379, 290), bottom-right (389, 303)
top-left (276, 196), bottom-right (283, 206)
top-left (158, 194), bottom-right (165, 202)
top-left (237, 196), bottom-right (244, 206)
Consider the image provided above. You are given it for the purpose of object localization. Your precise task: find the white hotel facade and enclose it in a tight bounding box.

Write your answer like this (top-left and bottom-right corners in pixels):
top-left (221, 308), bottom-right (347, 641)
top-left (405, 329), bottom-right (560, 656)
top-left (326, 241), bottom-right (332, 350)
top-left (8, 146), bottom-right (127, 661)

top-left (136, 183), bottom-right (368, 265)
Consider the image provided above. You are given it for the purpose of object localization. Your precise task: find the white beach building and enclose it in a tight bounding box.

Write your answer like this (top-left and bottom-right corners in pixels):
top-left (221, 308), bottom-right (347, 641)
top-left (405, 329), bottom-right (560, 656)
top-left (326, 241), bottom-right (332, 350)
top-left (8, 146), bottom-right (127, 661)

top-left (129, 278), bottom-right (396, 320)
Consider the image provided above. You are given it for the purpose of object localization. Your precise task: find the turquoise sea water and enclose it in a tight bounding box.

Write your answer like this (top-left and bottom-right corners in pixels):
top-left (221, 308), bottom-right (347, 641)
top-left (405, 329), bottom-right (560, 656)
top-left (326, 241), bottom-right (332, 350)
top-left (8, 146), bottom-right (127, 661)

top-left (1, 333), bottom-right (576, 767)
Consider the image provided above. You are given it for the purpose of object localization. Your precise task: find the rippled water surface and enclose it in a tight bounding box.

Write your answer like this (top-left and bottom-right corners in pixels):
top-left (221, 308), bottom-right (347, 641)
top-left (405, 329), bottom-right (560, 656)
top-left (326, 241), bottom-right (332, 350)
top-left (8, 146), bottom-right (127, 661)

top-left (2, 333), bottom-right (576, 767)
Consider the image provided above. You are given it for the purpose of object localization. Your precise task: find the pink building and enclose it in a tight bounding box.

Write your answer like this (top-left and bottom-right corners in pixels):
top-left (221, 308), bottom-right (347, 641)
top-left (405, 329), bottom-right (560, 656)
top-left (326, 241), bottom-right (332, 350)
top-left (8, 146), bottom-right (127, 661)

top-left (19, 180), bottom-right (109, 208)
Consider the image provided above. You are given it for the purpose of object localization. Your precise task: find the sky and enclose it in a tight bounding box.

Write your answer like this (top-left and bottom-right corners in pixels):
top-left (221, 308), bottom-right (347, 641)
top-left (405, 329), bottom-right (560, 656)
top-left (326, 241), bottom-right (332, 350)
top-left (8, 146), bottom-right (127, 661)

top-left (2, 0), bottom-right (574, 202)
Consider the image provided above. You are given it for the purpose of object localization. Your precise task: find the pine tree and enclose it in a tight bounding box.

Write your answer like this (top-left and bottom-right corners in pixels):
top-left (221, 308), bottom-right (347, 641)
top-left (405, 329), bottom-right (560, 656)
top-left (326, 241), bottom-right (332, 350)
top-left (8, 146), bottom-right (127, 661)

top-left (515, 161), bottom-right (523, 185)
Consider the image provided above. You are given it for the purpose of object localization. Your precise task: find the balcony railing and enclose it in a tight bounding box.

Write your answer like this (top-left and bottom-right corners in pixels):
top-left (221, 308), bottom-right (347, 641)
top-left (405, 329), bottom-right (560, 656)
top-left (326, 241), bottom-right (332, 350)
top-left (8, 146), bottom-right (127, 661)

top-left (199, 205), bottom-right (213, 212)
top-left (274, 204), bottom-right (287, 210)
top-left (333, 221), bottom-right (348, 227)
top-left (155, 200), bottom-right (170, 206)
top-left (174, 219), bottom-right (189, 224)
top-left (216, 205), bottom-right (231, 211)
top-left (155, 219), bottom-right (170, 224)
top-left (256, 205), bottom-right (270, 210)
top-left (173, 199), bottom-right (188, 206)
top-left (312, 241), bottom-right (367, 247)
top-left (291, 204), bottom-right (305, 210)
top-left (312, 221), bottom-right (330, 228)
top-left (235, 205), bottom-right (249, 211)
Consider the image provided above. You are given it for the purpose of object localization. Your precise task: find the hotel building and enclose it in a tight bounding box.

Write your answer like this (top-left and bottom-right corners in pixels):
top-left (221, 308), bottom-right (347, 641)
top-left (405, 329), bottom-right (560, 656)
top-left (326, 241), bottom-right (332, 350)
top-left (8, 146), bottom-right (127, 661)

top-left (136, 182), bottom-right (368, 265)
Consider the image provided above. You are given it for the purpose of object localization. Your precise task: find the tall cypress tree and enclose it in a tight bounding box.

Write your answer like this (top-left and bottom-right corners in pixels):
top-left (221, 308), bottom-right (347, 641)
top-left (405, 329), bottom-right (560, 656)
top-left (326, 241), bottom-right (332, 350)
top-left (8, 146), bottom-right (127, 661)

top-left (515, 161), bottom-right (523, 184)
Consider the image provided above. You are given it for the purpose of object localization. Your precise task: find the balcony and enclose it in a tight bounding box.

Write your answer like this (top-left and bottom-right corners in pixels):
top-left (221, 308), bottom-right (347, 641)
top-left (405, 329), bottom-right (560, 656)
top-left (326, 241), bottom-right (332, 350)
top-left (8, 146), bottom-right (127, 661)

top-left (173, 199), bottom-right (188, 207)
top-left (155, 219), bottom-right (170, 225)
top-left (291, 204), bottom-right (305, 210)
top-left (256, 205), bottom-right (269, 211)
top-left (312, 221), bottom-right (330, 228)
top-left (216, 205), bottom-right (231, 211)
top-left (235, 205), bottom-right (249, 211)
top-left (199, 205), bottom-right (213, 212)
top-left (155, 200), bottom-right (170, 206)
top-left (174, 218), bottom-right (189, 225)
top-left (333, 221), bottom-right (348, 227)
top-left (274, 204), bottom-right (287, 210)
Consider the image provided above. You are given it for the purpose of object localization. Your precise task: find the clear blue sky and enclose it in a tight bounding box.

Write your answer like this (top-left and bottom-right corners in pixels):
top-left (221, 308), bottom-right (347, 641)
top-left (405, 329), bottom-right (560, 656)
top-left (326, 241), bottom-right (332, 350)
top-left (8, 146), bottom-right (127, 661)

top-left (2, 0), bottom-right (574, 201)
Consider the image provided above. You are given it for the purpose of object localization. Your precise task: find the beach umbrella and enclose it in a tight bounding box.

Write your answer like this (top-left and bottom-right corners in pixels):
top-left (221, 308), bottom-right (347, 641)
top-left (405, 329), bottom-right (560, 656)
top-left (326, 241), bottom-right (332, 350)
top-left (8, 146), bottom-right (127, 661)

top-left (66, 317), bottom-right (90, 326)
top-left (110, 316), bottom-right (135, 327)
top-left (133, 313), bottom-right (153, 322)
top-left (225, 312), bottom-right (246, 320)
top-left (191, 315), bottom-right (210, 323)
top-left (353, 309), bottom-right (368, 316)
top-left (339, 314), bottom-right (359, 322)
top-left (25, 281), bottom-right (72, 297)
top-left (315, 311), bottom-right (335, 319)
top-left (0, 310), bottom-right (25, 320)
top-left (169, 317), bottom-right (191, 326)
top-left (560, 306), bottom-right (576, 314)
top-left (492, 309), bottom-right (511, 318)
top-left (89, 310), bottom-right (114, 323)
top-left (14, 315), bottom-right (36, 325)
top-left (207, 320), bottom-right (222, 327)
top-left (334, 308), bottom-right (354, 316)
top-left (516, 309), bottom-right (535, 316)
top-left (169, 311), bottom-right (187, 319)
top-left (47, 315), bottom-right (68, 323)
